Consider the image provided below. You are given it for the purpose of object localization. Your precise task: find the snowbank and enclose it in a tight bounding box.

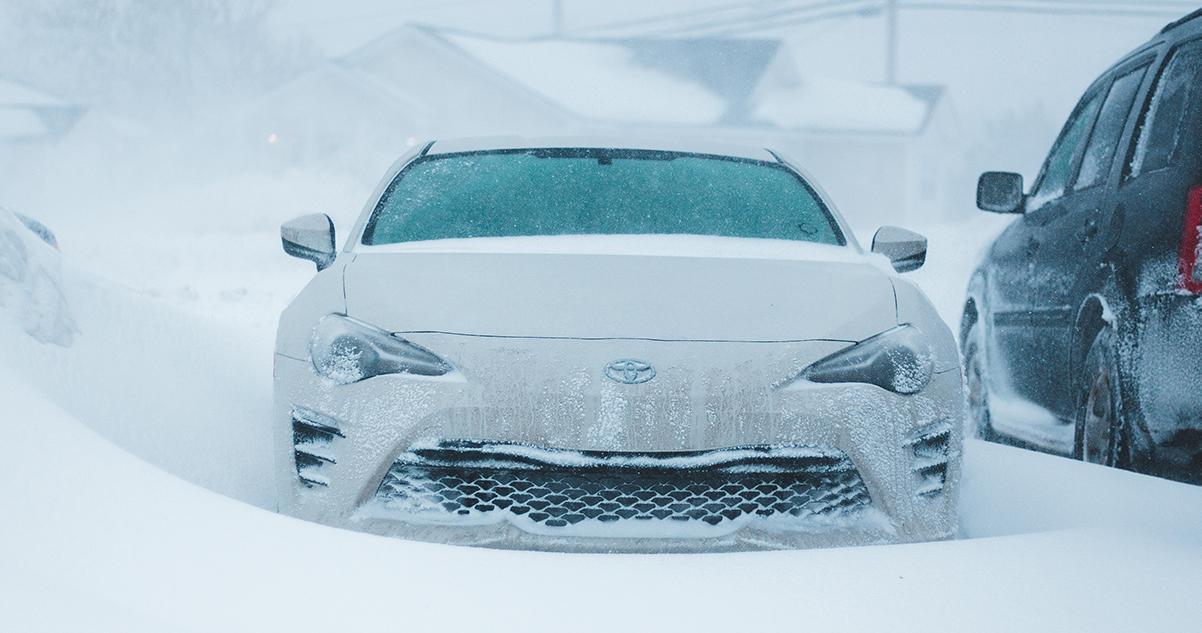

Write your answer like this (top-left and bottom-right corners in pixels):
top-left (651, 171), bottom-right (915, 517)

top-left (1, 360), bottom-right (1199, 632)
top-left (0, 207), bottom-right (275, 507)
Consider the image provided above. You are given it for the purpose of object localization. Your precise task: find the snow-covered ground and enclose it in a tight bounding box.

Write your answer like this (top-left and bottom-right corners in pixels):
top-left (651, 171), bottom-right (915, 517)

top-left (1, 181), bottom-right (1200, 631)
top-left (3, 339), bottom-right (1201, 632)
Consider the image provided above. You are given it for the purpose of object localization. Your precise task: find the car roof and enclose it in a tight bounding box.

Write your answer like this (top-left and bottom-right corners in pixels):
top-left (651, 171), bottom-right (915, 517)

top-left (1160, 8), bottom-right (1202, 37)
top-left (425, 135), bottom-right (781, 162)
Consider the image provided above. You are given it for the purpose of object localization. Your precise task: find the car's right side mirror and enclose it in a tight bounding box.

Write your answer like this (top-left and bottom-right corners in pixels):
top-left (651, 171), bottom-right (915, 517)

top-left (976, 171), bottom-right (1025, 214)
top-left (281, 213), bottom-right (336, 271)
top-left (871, 225), bottom-right (927, 273)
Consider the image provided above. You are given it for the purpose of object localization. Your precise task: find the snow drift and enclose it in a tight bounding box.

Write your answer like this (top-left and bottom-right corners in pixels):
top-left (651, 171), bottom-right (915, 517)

top-left (1, 204), bottom-right (1200, 632)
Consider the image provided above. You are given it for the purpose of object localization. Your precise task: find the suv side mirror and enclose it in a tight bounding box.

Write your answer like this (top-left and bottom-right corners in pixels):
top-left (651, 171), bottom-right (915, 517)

top-left (281, 213), bottom-right (336, 271)
top-left (977, 171), bottom-right (1025, 214)
top-left (872, 226), bottom-right (927, 273)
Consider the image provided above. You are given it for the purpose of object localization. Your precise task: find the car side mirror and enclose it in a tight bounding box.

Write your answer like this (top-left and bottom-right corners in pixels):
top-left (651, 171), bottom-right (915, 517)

top-left (281, 213), bottom-right (336, 271)
top-left (871, 226), bottom-right (927, 273)
top-left (977, 171), bottom-right (1025, 214)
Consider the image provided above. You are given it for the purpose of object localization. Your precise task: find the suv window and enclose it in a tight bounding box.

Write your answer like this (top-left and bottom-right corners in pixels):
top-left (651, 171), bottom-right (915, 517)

top-left (1074, 65), bottom-right (1147, 190)
top-left (1129, 43), bottom-right (1202, 178)
top-left (1030, 91), bottom-right (1103, 208)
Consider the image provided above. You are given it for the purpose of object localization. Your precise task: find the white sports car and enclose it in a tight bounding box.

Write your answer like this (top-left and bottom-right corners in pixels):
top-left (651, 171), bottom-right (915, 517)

top-left (274, 137), bottom-right (964, 552)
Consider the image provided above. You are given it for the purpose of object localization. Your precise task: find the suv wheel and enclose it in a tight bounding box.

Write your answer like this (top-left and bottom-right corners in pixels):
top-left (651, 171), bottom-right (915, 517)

top-left (1074, 328), bottom-right (1127, 466)
top-left (963, 321), bottom-right (996, 441)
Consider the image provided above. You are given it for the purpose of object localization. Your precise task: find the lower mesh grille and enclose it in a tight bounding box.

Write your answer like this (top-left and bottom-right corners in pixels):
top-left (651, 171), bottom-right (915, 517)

top-left (371, 440), bottom-right (871, 536)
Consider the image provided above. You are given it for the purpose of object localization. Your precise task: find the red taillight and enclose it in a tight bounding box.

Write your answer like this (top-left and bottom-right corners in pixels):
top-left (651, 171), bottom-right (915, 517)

top-left (1179, 185), bottom-right (1202, 294)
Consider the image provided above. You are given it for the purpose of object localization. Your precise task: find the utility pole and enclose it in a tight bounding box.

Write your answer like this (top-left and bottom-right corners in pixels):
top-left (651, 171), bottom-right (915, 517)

top-left (552, 0), bottom-right (565, 37)
top-left (885, 0), bottom-right (898, 84)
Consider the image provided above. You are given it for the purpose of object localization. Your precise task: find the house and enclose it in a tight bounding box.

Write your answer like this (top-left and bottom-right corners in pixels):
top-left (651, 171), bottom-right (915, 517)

top-left (233, 25), bottom-right (580, 178)
top-left (0, 77), bottom-right (83, 144)
top-left (237, 25), bottom-right (959, 224)
top-left (436, 30), bottom-right (961, 225)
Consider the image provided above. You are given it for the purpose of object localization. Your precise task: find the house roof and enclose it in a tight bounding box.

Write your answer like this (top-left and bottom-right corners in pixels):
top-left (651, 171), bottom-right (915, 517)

top-left (427, 28), bottom-right (940, 135)
top-left (0, 77), bottom-right (69, 107)
top-left (270, 25), bottom-right (944, 138)
top-left (0, 77), bottom-right (81, 141)
top-left (750, 75), bottom-right (935, 134)
top-left (0, 108), bottom-right (49, 138)
top-left (442, 34), bottom-right (730, 125)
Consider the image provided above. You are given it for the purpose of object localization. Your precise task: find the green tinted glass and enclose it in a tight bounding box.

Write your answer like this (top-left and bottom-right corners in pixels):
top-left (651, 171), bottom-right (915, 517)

top-left (362, 150), bottom-right (844, 246)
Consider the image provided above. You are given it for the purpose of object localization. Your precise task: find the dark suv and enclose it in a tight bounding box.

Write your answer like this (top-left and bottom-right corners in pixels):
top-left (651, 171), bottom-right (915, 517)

top-left (964, 10), bottom-right (1202, 484)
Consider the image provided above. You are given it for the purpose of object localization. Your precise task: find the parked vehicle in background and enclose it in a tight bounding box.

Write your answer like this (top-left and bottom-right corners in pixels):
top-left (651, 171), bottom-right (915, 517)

top-left (0, 206), bottom-right (73, 346)
top-left (274, 137), bottom-right (965, 552)
top-left (964, 10), bottom-right (1202, 484)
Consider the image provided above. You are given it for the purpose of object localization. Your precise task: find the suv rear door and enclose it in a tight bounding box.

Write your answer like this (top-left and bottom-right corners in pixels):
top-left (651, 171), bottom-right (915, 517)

top-left (1117, 40), bottom-right (1202, 294)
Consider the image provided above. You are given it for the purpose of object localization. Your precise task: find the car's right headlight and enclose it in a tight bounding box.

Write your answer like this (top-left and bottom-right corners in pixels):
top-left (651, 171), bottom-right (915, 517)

top-left (309, 314), bottom-right (453, 384)
top-left (799, 324), bottom-right (933, 394)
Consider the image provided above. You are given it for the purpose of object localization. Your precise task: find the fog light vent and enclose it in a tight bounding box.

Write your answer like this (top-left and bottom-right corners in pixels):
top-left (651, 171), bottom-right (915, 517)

top-left (292, 406), bottom-right (343, 488)
top-left (906, 421), bottom-right (951, 497)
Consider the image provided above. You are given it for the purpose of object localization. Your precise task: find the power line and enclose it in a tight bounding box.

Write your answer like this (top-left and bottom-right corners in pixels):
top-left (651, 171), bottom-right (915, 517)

top-left (694, 5), bottom-right (884, 38)
top-left (904, 2), bottom-right (1193, 18)
top-left (569, 0), bottom-right (799, 37)
top-left (583, 0), bottom-right (1196, 40)
top-left (638, 0), bottom-right (873, 38)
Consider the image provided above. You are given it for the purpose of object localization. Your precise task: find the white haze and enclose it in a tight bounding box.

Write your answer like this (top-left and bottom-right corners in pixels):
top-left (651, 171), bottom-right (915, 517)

top-left (1, 3), bottom-right (1200, 631)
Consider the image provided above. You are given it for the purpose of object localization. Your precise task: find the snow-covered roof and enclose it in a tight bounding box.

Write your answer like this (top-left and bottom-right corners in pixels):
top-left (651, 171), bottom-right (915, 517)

top-left (269, 25), bottom-right (942, 139)
top-left (445, 35), bottom-right (765, 125)
top-left (0, 77), bottom-right (68, 107)
top-left (0, 77), bottom-right (82, 142)
top-left (752, 75), bottom-right (933, 134)
top-left (431, 29), bottom-right (940, 135)
top-left (0, 108), bottom-right (49, 138)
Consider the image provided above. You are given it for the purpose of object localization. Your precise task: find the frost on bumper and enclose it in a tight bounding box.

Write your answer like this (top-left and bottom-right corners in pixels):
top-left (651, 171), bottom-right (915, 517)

top-left (361, 439), bottom-right (875, 539)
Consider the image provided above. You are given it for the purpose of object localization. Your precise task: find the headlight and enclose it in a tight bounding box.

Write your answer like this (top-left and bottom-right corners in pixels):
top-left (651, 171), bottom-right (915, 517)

top-left (309, 314), bottom-right (453, 384)
top-left (800, 325), bottom-right (933, 394)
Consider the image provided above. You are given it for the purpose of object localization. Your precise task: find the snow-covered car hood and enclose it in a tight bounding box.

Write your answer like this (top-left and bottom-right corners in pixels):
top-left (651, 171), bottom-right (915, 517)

top-left (343, 236), bottom-right (897, 342)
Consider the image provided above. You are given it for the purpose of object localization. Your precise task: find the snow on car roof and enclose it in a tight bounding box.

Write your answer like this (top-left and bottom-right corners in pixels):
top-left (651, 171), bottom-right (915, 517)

top-left (426, 135), bottom-right (779, 162)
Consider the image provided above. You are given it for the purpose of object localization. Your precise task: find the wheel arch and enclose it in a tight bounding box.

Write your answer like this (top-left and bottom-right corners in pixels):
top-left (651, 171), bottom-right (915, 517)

top-left (960, 271), bottom-right (988, 349)
top-left (1069, 293), bottom-right (1115, 388)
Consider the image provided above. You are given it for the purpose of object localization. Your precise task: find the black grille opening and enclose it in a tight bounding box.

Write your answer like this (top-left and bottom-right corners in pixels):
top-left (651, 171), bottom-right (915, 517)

top-left (371, 440), bottom-right (872, 535)
top-left (907, 422), bottom-right (951, 497)
top-left (292, 407), bottom-right (343, 488)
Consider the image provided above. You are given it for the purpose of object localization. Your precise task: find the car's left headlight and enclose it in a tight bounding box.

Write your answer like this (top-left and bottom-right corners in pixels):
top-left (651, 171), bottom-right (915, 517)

top-left (309, 314), bottom-right (453, 384)
top-left (799, 325), bottom-right (933, 394)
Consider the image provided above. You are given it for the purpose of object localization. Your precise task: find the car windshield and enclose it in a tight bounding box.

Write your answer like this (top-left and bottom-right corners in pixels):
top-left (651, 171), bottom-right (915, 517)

top-left (361, 149), bottom-right (845, 246)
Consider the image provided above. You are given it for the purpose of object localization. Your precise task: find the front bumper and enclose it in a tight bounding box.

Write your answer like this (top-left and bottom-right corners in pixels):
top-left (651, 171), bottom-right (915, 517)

top-left (274, 342), bottom-right (963, 552)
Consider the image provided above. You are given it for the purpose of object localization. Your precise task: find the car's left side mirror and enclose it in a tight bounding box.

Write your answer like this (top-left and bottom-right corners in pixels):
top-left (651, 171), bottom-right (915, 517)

top-left (281, 213), bottom-right (336, 271)
top-left (871, 226), bottom-right (927, 273)
top-left (977, 171), bottom-right (1025, 214)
